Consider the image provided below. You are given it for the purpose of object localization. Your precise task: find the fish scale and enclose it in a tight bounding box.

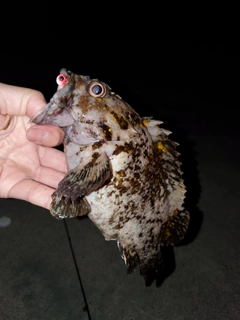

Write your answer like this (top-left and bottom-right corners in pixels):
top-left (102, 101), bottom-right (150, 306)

top-left (31, 68), bottom-right (190, 286)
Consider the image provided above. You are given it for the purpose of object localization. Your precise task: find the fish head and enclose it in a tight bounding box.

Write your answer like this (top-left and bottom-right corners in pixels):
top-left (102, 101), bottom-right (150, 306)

top-left (30, 69), bottom-right (139, 144)
top-left (31, 68), bottom-right (87, 127)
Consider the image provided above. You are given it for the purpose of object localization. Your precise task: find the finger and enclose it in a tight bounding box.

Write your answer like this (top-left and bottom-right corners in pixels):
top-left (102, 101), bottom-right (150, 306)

top-left (0, 82), bottom-right (46, 117)
top-left (37, 146), bottom-right (67, 172)
top-left (8, 179), bottom-right (56, 210)
top-left (33, 166), bottom-right (66, 189)
top-left (0, 114), bottom-right (6, 126)
top-left (27, 125), bottom-right (65, 147)
top-left (0, 115), bottom-right (12, 129)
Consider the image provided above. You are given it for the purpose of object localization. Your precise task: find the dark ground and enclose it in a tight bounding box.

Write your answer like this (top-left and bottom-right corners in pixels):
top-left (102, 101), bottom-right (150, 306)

top-left (0, 43), bottom-right (240, 319)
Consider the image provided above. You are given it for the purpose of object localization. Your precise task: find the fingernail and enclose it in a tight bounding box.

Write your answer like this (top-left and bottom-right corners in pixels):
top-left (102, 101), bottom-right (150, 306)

top-left (27, 127), bottom-right (49, 143)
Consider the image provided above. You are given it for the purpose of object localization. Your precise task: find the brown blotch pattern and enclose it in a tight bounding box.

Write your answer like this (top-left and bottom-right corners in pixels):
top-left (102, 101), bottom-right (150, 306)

top-left (111, 111), bottom-right (129, 129)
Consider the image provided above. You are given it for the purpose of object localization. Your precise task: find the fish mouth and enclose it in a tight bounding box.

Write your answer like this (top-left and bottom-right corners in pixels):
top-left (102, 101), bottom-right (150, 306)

top-left (30, 102), bottom-right (75, 127)
top-left (30, 104), bottom-right (51, 124)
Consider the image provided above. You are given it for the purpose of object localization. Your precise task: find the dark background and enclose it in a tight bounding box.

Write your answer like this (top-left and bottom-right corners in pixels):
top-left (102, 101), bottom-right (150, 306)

top-left (1, 10), bottom-right (240, 319)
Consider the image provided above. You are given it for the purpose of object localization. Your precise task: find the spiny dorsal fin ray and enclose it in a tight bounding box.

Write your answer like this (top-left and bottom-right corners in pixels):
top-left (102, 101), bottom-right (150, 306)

top-left (143, 117), bottom-right (188, 212)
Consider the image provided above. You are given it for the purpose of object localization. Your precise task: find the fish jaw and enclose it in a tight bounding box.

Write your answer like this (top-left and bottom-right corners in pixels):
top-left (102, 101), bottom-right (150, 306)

top-left (30, 100), bottom-right (75, 127)
top-left (30, 77), bottom-right (75, 127)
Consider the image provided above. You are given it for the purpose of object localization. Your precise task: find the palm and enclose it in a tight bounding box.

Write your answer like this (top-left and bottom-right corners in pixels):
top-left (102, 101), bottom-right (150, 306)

top-left (0, 115), bottom-right (66, 209)
top-left (0, 83), bottom-right (66, 209)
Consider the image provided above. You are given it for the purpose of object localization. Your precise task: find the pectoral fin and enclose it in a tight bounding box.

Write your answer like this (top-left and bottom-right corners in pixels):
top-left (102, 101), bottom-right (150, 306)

top-left (50, 152), bottom-right (112, 219)
top-left (50, 196), bottom-right (91, 219)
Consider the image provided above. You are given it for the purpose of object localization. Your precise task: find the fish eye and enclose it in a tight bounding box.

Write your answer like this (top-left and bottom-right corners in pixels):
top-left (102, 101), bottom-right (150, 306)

top-left (56, 73), bottom-right (67, 87)
top-left (87, 81), bottom-right (107, 98)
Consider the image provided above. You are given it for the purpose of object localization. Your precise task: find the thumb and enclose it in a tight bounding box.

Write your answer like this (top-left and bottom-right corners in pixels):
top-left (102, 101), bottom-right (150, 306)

top-left (0, 82), bottom-right (46, 117)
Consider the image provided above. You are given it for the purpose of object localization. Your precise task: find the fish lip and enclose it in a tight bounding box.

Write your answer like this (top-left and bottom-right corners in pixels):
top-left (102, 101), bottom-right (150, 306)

top-left (30, 102), bottom-right (75, 127)
top-left (29, 104), bottom-right (50, 124)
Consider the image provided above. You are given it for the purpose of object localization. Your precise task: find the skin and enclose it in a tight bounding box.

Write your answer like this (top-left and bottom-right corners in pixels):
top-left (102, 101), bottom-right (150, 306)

top-left (0, 83), bottom-right (67, 209)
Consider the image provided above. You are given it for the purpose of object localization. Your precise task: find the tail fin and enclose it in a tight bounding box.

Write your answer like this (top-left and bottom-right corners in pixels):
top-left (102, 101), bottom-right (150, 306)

top-left (139, 252), bottom-right (164, 287)
top-left (117, 241), bottom-right (164, 286)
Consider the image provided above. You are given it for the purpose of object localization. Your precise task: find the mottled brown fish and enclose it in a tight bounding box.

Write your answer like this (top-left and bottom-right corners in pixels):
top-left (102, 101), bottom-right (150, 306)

top-left (31, 68), bottom-right (190, 286)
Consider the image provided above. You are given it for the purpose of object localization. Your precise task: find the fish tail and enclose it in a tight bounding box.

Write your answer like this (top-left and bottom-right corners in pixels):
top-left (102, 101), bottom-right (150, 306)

top-left (138, 249), bottom-right (164, 287)
top-left (117, 241), bottom-right (163, 286)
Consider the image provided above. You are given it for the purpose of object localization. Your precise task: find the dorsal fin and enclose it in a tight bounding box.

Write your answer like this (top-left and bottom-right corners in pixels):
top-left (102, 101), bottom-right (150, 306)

top-left (143, 117), bottom-right (189, 219)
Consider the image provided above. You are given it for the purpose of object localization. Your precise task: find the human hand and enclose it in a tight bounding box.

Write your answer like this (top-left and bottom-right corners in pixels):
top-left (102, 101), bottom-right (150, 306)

top-left (0, 82), bottom-right (67, 209)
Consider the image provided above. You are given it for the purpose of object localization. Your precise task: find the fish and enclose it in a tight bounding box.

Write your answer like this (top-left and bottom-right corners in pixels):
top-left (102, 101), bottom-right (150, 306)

top-left (31, 68), bottom-right (190, 286)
